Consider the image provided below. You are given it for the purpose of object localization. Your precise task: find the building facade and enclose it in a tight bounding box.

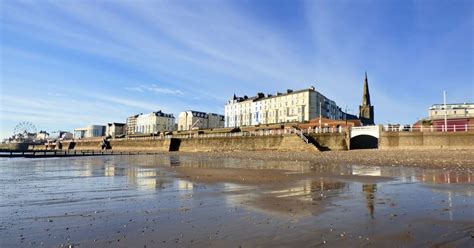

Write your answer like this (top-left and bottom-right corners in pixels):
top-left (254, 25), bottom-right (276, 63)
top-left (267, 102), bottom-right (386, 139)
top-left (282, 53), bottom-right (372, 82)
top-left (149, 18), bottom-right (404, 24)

top-left (74, 125), bottom-right (106, 139)
top-left (178, 111), bottom-right (225, 131)
top-left (58, 131), bottom-right (73, 140)
top-left (134, 111), bottom-right (175, 134)
top-left (126, 114), bottom-right (139, 135)
top-left (36, 131), bottom-right (49, 140)
top-left (106, 123), bottom-right (126, 138)
top-left (224, 87), bottom-right (344, 128)
top-left (428, 103), bottom-right (474, 120)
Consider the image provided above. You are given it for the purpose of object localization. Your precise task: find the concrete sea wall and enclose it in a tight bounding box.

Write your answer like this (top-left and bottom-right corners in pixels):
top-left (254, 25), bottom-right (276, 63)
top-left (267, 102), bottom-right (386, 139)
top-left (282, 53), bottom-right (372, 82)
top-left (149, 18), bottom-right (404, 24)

top-left (10, 132), bottom-right (472, 152)
top-left (0, 143), bottom-right (30, 151)
top-left (109, 139), bottom-right (172, 152)
top-left (42, 135), bottom-right (318, 152)
top-left (61, 140), bottom-right (101, 151)
top-left (177, 135), bottom-right (318, 152)
top-left (379, 131), bottom-right (474, 150)
top-left (308, 133), bottom-right (348, 151)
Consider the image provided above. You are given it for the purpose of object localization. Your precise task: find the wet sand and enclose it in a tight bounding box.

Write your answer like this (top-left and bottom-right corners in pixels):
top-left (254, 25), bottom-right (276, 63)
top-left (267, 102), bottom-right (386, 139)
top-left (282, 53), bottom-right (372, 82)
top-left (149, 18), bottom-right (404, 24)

top-left (0, 151), bottom-right (473, 247)
top-left (187, 149), bottom-right (474, 169)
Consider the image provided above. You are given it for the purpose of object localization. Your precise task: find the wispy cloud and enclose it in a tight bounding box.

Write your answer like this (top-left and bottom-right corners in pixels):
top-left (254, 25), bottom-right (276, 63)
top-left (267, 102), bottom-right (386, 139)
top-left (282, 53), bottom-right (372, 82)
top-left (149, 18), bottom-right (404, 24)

top-left (1, 0), bottom-right (472, 139)
top-left (125, 84), bottom-right (184, 96)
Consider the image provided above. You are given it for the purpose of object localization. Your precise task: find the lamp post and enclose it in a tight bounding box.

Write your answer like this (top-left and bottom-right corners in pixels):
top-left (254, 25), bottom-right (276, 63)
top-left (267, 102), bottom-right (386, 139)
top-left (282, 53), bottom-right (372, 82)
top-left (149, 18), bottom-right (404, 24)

top-left (319, 101), bottom-right (322, 130)
top-left (444, 91), bottom-right (447, 132)
top-left (345, 105), bottom-right (348, 125)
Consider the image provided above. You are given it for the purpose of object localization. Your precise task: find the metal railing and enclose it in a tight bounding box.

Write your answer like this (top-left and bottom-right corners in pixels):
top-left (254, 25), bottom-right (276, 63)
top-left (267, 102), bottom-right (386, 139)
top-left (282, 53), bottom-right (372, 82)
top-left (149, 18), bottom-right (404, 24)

top-left (301, 126), bottom-right (347, 134)
top-left (294, 129), bottom-right (309, 144)
top-left (113, 127), bottom-right (347, 141)
top-left (382, 124), bottom-right (474, 132)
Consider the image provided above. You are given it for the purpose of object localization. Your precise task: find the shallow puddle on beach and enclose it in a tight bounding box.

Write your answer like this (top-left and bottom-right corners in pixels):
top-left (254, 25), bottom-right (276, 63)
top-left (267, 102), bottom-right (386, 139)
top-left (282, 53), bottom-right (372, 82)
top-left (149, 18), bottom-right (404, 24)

top-left (0, 154), bottom-right (473, 247)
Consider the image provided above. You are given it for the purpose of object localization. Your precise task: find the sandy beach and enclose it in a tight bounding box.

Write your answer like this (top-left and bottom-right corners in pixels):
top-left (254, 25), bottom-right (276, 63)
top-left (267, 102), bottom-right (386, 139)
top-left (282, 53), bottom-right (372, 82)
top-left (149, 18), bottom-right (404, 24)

top-left (187, 149), bottom-right (474, 169)
top-left (0, 150), bottom-right (473, 247)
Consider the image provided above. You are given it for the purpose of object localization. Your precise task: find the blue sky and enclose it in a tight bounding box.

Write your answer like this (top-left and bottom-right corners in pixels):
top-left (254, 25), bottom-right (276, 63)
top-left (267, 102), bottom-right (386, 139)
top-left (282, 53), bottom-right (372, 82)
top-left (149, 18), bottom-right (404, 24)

top-left (0, 0), bottom-right (472, 138)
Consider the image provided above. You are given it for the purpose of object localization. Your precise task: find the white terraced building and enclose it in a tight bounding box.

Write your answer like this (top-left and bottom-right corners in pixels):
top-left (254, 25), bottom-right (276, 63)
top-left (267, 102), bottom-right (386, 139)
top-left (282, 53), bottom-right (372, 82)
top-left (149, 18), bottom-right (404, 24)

top-left (428, 103), bottom-right (474, 120)
top-left (134, 111), bottom-right (175, 134)
top-left (74, 125), bottom-right (106, 139)
top-left (178, 110), bottom-right (225, 131)
top-left (224, 87), bottom-right (344, 128)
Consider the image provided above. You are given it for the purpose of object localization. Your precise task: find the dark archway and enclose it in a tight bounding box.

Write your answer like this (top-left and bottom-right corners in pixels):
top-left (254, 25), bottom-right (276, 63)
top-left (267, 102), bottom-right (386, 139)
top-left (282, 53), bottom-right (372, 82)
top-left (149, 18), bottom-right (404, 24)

top-left (350, 135), bottom-right (378, 149)
top-left (169, 138), bottom-right (181, 151)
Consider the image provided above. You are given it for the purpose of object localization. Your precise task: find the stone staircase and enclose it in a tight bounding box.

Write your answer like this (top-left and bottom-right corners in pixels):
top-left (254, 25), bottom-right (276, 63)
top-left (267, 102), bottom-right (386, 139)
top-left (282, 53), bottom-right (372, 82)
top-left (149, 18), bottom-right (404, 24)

top-left (293, 129), bottom-right (324, 152)
top-left (278, 135), bottom-right (318, 152)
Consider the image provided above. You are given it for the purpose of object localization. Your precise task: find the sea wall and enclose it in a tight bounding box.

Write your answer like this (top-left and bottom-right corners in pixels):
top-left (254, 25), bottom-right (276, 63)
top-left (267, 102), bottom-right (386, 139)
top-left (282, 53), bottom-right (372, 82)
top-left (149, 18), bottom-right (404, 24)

top-left (109, 139), bottom-right (172, 152)
top-left (28, 144), bottom-right (48, 150)
top-left (177, 135), bottom-right (318, 152)
top-left (51, 135), bottom-right (318, 152)
top-left (307, 133), bottom-right (348, 151)
top-left (61, 140), bottom-right (101, 151)
top-left (0, 143), bottom-right (30, 151)
top-left (379, 131), bottom-right (474, 150)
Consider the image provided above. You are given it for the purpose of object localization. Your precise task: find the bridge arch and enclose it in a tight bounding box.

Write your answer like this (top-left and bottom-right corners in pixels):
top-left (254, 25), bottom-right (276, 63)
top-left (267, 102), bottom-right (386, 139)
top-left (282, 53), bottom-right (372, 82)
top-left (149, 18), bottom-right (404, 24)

top-left (349, 126), bottom-right (380, 149)
top-left (350, 135), bottom-right (378, 149)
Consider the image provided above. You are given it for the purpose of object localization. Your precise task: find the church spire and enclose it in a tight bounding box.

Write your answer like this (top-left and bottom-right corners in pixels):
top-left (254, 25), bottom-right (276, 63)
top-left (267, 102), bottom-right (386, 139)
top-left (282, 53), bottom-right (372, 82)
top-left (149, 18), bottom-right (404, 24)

top-left (362, 71), bottom-right (371, 106)
top-left (359, 71), bottom-right (375, 125)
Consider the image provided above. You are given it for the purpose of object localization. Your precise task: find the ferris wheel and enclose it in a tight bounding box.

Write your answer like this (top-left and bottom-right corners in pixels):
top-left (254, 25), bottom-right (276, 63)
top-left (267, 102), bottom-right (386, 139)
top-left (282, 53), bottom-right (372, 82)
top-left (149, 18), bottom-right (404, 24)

top-left (13, 121), bottom-right (37, 135)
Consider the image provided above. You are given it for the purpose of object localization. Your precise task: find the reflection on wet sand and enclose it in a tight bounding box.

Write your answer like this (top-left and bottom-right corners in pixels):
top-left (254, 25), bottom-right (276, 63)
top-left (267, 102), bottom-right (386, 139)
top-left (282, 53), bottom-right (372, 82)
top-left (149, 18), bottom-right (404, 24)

top-left (177, 180), bottom-right (193, 191)
top-left (224, 178), bottom-right (348, 218)
top-left (1, 154), bottom-right (473, 248)
top-left (127, 168), bottom-right (158, 190)
top-left (417, 170), bottom-right (472, 184)
top-left (362, 184), bottom-right (376, 219)
top-left (80, 161), bottom-right (174, 191)
top-left (353, 166), bottom-right (381, 176)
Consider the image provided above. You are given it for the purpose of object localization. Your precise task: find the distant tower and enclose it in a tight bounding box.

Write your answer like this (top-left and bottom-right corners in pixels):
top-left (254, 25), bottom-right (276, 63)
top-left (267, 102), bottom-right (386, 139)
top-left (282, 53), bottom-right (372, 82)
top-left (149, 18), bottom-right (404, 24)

top-left (359, 72), bottom-right (375, 125)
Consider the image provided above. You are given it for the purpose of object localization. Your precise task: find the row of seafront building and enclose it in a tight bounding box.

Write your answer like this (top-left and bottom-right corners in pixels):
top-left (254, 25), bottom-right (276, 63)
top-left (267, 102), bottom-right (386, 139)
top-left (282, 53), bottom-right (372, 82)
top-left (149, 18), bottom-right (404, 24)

top-left (225, 72), bottom-right (376, 128)
top-left (125, 110), bottom-right (225, 136)
top-left (71, 72), bottom-right (473, 139)
top-left (9, 73), bottom-right (472, 142)
top-left (224, 86), bottom-right (345, 128)
top-left (74, 110), bottom-right (225, 139)
top-left (74, 85), bottom-right (349, 139)
top-left (73, 73), bottom-right (375, 139)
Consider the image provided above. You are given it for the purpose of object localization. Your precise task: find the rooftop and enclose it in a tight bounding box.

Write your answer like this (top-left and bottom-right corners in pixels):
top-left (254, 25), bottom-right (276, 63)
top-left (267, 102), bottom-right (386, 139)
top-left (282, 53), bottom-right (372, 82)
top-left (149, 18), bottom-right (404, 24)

top-left (229, 86), bottom-right (332, 103)
top-left (429, 103), bottom-right (474, 110)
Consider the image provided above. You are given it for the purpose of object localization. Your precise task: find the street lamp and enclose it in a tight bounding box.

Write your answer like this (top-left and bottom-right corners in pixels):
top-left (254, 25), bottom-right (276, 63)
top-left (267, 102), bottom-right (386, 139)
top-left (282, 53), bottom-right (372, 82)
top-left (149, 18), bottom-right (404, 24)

top-left (443, 90), bottom-right (447, 132)
top-left (319, 101), bottom-right (322, 130)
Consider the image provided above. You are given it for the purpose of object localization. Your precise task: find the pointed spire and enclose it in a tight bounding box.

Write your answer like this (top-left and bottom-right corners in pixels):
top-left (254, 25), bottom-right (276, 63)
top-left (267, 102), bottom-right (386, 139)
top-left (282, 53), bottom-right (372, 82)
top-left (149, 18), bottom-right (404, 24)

top-left (359, 71), bottom-right (375, 125)
top-left (362, 71), bottom-right (371, 106)
top-left (233, 93), bottom-right (237, 100)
